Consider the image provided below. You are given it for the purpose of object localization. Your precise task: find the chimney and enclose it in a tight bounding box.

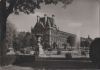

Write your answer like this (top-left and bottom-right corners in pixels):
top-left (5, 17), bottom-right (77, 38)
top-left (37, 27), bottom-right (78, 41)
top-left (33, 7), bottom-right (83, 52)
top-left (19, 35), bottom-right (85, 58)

top-left (52, 14), bottom-right (55, 24)
top-left (44, 14), bottom-right (47, 17)
top-left (52, 14), bottom-right (55, 18)
top-left (37, 15), bottom-right (40, 23)
top-left (44, 14), bottom-right (47, 24)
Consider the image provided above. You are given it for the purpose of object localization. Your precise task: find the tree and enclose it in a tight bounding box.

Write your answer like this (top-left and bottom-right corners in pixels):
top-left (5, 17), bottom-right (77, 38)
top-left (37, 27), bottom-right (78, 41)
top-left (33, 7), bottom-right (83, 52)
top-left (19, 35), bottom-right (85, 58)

top-left (13, 32), bottom-right (37, 51)
top-left (0, 0), bottom-right (73, 65)
top-left (53, 42), bottom-right (57, 49)
top-left (67, 36), bottom-right (75, 47)
top-left (13, 32), bottom-right (26, 51)
top-left (89, 38), bottom-right (100, 68)
top-left (62, 43), bottom-right (67, 49)
top-left (23, 32), bottom-right (36, 48)
top-left (0, 21), bottom-right (17, 66)
top-left (6, 21), bottom-right (17, 50)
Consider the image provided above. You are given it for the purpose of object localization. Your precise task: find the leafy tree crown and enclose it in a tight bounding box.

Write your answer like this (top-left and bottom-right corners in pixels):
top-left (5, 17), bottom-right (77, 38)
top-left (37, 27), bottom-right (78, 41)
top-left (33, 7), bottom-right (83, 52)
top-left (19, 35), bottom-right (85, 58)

top-left (0, 0), bottom-right (73, 15)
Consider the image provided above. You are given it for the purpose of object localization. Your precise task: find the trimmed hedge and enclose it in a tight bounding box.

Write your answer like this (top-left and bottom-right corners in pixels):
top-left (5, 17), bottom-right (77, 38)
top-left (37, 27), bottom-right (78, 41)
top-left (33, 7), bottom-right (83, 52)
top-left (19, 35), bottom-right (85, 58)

top-left (0, 55), bottom-right (16, 66)
top-left (13, 55), bottom-right (35, 65)
top-left (65, 53), bottom-right (72, 59)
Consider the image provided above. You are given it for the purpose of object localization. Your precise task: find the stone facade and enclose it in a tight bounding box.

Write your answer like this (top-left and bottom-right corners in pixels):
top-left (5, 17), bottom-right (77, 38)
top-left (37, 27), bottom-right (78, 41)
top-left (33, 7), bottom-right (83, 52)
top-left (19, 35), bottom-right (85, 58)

top-left (31, 15), bottom-right (76, 50)
top-left (80, 36), bottom-right (92, 48)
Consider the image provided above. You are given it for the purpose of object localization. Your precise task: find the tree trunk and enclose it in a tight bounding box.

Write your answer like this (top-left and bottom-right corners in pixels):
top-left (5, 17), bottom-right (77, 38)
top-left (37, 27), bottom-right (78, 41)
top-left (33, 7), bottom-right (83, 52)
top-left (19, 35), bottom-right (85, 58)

top-left (0, 7), bottom-right (7, 66)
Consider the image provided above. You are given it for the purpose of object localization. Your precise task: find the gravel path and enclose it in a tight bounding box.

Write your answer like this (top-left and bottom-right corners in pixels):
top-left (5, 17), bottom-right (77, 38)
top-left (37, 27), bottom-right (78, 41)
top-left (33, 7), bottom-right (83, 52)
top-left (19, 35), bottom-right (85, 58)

top-left (0, 65), bottom-right (99, 70)
top-left (0, 65), bottom-right (33, 70)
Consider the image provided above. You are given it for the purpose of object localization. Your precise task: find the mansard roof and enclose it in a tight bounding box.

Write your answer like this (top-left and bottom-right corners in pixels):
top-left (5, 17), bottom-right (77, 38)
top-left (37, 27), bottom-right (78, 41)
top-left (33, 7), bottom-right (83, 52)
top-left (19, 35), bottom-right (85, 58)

top-left (38, 16), bottom-right (57, 28)
top-left (31, 15), bottom-right (58, 34)
top-left (31, 15), bottom-right (76, 37)
top-left (58, 30), bottom-right (76, 37)
top-left (31, 22), bottom-right (45, 35)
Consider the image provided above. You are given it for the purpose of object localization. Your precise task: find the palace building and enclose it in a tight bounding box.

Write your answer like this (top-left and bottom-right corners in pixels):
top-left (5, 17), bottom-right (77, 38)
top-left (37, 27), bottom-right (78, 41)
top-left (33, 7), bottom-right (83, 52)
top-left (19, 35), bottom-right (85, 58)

top-left (31, 14), bottom-right (76, 50)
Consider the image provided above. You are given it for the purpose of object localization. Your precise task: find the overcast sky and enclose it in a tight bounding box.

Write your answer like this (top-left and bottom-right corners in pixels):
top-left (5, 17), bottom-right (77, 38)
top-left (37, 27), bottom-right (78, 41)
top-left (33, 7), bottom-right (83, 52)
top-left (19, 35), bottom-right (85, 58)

top-left (8, 0), bottom-right (99, 39)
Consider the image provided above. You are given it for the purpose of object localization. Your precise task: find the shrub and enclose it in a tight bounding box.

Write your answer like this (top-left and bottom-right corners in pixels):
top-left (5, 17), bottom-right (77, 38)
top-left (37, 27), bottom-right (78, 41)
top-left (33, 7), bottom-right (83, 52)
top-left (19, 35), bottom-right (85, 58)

top-left (65, 53), bottom-right (72, 59)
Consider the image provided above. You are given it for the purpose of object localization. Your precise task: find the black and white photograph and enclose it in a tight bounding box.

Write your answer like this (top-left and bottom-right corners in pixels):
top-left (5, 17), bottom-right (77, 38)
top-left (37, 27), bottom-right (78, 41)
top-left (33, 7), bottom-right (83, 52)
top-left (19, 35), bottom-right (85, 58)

top-left (0, 0), bottom-right (100, 70)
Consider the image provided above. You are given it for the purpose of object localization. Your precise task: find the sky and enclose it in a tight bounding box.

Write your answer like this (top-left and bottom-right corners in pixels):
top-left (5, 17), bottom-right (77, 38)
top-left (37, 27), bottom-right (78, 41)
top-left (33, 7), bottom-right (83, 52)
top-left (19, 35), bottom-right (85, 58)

top-left (8, 0), bottom-right (99, 39)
